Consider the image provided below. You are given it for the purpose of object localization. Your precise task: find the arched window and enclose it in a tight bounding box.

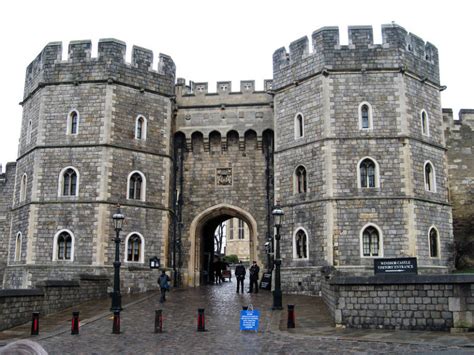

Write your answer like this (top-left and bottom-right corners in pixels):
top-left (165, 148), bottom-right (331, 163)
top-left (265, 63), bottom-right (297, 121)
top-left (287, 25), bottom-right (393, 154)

top-left (67, 110), bottom-right (79, 135)
top-left (53, 230), bottom-right (74, 261)
top-left (421, 110), bottom-right (429, 136)
top-left (15, 232), bottom-right (22, 261)
top-left (424, 161), bottom-right (436, 192)
top-left (360, 224), bottom-right (382, 257)
top-left (294, 229), bottom-right (308, 259)
top-left (358, 102), bottom-right (373, 130)
top-left (59, 167), bottom-right (79, 196)
top-left (429, 227), bottom-right (439, 258)
top-left (358, 158), bottom-right (379, 188)
top-left (20, 173), bottom-right (27, 202)
top-left (294, 113), bottom-right (304, 139)
top-left (295, 165), bottom-right (307, 194)
top-left (125, 233), bottom-right (144, 263)
top-left (127, 171), bottom-right (146, 201)
top-left (135, 115), bottom-right (147, 140)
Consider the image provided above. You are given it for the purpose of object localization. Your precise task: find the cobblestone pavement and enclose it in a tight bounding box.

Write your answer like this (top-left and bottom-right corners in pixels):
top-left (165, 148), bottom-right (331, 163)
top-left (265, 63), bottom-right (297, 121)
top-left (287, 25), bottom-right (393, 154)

top-left (1, 278), bottom-right (473, 354)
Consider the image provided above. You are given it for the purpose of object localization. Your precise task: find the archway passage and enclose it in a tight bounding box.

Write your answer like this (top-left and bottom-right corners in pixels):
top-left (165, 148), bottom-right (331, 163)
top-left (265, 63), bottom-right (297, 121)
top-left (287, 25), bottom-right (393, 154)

top-left (188, 204), bottom-right (260, 287)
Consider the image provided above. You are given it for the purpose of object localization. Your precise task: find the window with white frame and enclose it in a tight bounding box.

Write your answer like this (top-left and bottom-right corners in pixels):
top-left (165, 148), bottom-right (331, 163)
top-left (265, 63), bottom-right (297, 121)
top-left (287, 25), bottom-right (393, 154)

top-left (358, 102), bottom-right (373, 130)
top-left (125, 233), bottom-right (144, 263)
top-left (361, 224), bottom-right (382, 257)
top-left (20, 173), bottom-right (27, 202)
top-left (59, 167), bottom-right (79, 196)
top-left (238, 219), bottom-right (245, 240)
top-left (358, 157), bottom-right (379, 188)
top-left (53, 230), bottom-right (74, 261)
top-left (421, 109), bottom-right (430, 136)
top-left (294, 229), bottom-right (308, 259)
top-left (294, 165), bottom-right (307, 194)
top-left (135, 115), bottom-right (147, 140)
top-left (424, 161), bottom-right (436, 192)
top-left (15, 232), bottom-right (22, 261)
top-left (127, 171), bottom-right (146, 201)
top-left (429, 227), bottom-right (439, 258)
top-left (67, 110), bottom-right (79, 135)
top-left (294, 113), bottom-right (304, 139)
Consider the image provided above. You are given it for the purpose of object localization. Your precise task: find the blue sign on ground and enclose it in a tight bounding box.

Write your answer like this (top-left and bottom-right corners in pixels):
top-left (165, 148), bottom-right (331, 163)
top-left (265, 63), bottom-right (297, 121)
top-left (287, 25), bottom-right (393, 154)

top-left (240, 310), bottom-right (260, 332)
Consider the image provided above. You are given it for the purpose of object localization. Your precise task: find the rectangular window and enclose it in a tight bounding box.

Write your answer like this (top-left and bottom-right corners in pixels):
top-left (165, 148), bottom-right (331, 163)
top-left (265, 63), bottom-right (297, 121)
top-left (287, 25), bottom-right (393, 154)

top-left (229, 220), bottom-right (234, 240)
top-left (238, 220), bottom-right (244, 240)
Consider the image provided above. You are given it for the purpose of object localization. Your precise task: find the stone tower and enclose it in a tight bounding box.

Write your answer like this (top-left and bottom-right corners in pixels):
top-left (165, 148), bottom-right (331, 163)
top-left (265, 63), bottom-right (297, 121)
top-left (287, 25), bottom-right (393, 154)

top-left (4, 39), bottom-right (175, 290)
top-left (272, 24), bottom-right (452, 294)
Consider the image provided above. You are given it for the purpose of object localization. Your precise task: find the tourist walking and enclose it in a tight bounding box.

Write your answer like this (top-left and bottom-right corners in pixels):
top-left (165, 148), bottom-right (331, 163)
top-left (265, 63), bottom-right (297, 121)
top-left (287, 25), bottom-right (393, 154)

top-left (158, 270), bottom-right (171, 303)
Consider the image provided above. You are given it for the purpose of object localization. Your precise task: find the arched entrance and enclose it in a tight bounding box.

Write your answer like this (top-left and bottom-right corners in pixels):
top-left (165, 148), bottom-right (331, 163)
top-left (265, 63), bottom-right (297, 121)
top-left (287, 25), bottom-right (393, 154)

top-left (186, 204), bottom-right (260, 287)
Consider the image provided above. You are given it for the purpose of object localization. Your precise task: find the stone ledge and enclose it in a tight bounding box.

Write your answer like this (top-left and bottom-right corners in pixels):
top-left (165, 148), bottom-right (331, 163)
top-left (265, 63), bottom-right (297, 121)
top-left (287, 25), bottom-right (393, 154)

top-left (79, 274), bottom-right (110, 281)
top-left (0, 289), bottom-right (44, 298)
top-left (36, 280), bottom-right (80, 288)
top-left (330, 274), bottom-right (474, 286)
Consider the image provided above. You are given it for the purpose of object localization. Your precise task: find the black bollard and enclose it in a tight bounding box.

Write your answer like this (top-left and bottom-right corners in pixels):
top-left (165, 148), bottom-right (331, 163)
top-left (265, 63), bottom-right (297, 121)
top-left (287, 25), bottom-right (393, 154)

top-left (71, 311), bottom-right (80, 335)
top-left (242, 306), bottom-right (248, 311)
top-left (112, 311), bottom-right (120, 334)
top-left (287, 304), bottom-right (295, 328)
top-left (31, 312), bottom-right (40, 336)
top-left (197, 308), bottom-right (205, 332)
top-left (155, 310), bottom-right (163, 333)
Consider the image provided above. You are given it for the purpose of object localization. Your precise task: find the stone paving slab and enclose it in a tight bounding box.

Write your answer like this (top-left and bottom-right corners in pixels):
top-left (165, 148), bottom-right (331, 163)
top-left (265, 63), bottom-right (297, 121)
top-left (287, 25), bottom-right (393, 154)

top-left (0, 280), bottom-right (473, 354)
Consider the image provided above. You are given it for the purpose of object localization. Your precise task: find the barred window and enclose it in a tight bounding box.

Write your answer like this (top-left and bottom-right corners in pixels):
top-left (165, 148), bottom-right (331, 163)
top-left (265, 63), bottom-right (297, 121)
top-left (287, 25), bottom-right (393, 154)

top-left (238, 219), bottom-right (245, 240)
top-left (295, 166), bottom-right (307, 194)
top-left (429, 227), bottom-right (439, 257)
top-left (359, 158), bottom-right (376, 188)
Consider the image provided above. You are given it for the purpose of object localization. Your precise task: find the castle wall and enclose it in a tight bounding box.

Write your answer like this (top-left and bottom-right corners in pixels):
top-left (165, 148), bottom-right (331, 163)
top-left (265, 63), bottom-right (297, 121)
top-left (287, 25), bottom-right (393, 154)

top-left (444, 109), bottom-right (474, 268)
top-left (0, 163), bottom-right (16, 281)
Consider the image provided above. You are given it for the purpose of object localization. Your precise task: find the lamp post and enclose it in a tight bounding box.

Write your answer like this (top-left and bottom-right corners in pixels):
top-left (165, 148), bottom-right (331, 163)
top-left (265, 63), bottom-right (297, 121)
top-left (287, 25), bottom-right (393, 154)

top-left (272, 204), bottom-right (284, 310)
top-left (111, 205), bottom-right (125, 313)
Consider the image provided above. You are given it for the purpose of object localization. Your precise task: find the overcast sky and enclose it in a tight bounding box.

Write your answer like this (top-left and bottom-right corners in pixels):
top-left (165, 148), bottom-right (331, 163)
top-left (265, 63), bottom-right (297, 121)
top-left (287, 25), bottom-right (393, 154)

top-left (0, 0), bottom-right (472, 168)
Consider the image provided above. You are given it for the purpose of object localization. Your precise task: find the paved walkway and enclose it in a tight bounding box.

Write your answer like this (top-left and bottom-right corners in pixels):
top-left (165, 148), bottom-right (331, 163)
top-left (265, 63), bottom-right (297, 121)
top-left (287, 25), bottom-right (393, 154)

top-left (0, 278), bottom-right (473, 354)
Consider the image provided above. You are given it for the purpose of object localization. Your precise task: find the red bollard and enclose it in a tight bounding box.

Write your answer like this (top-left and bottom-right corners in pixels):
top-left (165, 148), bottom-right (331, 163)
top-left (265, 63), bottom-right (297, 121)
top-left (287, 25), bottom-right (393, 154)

top-left (71, 311), bottom-right (80, 335)
top-left (31, 312), bottom-right (40, 336)
top-left (112, 311), bottom-right (120, 334)
top-left (155, 309), bottom-right (163, 333)
top-left (197, 308), bottom-right (205, 332)
top-left (287, 304), bottom-right (295, 328)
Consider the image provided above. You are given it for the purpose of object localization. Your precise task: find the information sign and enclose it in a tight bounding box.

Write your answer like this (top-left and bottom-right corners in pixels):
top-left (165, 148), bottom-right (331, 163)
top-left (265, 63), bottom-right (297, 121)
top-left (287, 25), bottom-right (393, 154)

top-left (260, 272), bottom-right (272, 290)
top-left (374, 257), bottom-right (417, 274)
top-left (240, 310), bottom-right (260, 332)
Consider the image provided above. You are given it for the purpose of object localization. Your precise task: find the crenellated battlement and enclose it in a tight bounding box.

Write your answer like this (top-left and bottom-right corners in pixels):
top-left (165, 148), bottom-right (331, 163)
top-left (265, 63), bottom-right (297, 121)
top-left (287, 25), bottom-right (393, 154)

top-left (175, 78), bottom-right (273, 97)
top-left (23, 39), bottom-right (176, 101)
top-left (273, 24), bottom-right (440, 90)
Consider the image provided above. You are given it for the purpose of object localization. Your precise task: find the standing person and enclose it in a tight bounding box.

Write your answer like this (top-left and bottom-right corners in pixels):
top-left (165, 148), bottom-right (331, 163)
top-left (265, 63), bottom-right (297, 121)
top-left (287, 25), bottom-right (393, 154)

top-left (158, 270), bottom-right (171, 303)
top-left (248, 260), bottom-right (260, 293)
top-left (234, 260), bottom-right (246, 293)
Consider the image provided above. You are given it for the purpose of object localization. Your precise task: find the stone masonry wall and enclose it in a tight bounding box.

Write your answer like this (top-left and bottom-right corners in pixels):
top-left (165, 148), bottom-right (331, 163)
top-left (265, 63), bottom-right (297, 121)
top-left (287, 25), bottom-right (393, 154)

top-left (0, 275), bottom-right (108, 331)
top-left (322, 275), bottom-right (474, 331)
top-left (0, 163), bottom-right (16, 281)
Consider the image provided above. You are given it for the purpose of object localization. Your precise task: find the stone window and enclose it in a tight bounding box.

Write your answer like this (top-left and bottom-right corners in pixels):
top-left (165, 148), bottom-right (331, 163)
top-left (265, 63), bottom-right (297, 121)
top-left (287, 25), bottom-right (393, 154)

top-left (358, 102), bottom-right (373, 130)
top-left (229, 219), bottom-right (234, 240)
top-left (125, 233), bottom-right (144, 263)
top-left (135, 115), bottom-right (147, 140)
top-left (19, 173), bottom-right (27, 202)
top-left (294, 165), bottom-right (307, 194)
top-left (421, 109), bottom-right (430, 136)
top-left (15, 232), bottom-right (22, 261)
top-left (53, 230), bottom-right (74, 261)
top-left (59, 167), bottom-right (79, 197)
top-left (361, 224), bottom-right (382, 257)
top-left (238, 219), bottom-right (245, 240)
top-left (293, 228), bottom-right (308, 259)
top-left (358, 157), bottom-right (379, 188)
top-left (26, 120), bottom-right (32, 144)
top-left (67, 110), bottom-right (79, 135)
top-left (429, 227), bottom-right (439, 258)
top-left (424, 161), bottom-right (436, 192)
top-left (127, 171), bottom-right (146, 201)
top-left (294, 113), bottom-right (304, 139)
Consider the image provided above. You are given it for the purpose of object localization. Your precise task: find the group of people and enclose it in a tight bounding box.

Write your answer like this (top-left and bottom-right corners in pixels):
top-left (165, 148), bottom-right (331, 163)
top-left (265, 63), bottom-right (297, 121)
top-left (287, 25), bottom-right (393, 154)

top-left (211, 257), bottom-right (230, 284)
top-left (235, 260), bottom-right (260, 294)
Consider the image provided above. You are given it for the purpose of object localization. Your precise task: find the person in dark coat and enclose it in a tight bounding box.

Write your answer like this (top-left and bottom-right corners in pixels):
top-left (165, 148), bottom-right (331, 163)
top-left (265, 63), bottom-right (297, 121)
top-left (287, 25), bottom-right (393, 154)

top-left (158, 270), bottom-right (171, 303)
top-left (234, 260), bottom-right (246, 293)
top-left (248, 260), bottom-right (260, 293)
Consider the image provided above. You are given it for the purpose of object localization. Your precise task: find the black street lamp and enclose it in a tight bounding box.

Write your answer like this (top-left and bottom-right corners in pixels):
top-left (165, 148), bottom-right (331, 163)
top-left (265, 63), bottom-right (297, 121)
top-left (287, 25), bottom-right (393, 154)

top-left (111, 205), bottom-right (125, 313)
top-left (272, 203), bottom-right (284, 310)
